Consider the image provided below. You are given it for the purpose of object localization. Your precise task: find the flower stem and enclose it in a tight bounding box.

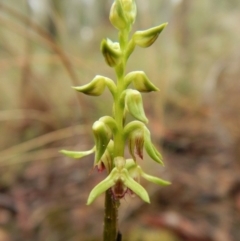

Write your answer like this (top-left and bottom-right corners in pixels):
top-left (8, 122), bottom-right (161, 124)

top-left (103, 28), bottom-right (129, 241)
top-left (103, 189), bottom-right (120, 241)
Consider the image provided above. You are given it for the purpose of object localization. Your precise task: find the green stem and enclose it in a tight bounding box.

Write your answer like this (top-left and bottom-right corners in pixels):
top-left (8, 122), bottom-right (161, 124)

top-left (103, 28), bottom-right (129, 241)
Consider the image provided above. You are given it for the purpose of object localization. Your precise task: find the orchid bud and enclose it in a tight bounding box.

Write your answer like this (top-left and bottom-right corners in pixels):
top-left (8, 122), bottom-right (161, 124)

top-left (124, 121), bottom-right (163, 165)
top-left (101, 38), bottom-right (122, 67)
top-left (73, 75), bottom-right (116, 96)
top-left (99, 116), bottom-right (118, 134)
top-left (124, 71), bottom-right (159, 92)
top-left (125, 90), bottom-right (148, 123)
top-left (133, 23), bottom-right (168, 48)
top-left (128, 129), bottom-right (144, 161)
top-left (93, 117), bottom-right (116, 170)
top-left (109, 0), bottom-right (137, 30)
top-left (98, 140), bottom-right (115, 173)
top-left (122, 0), bottom-right (137, 25)
top-left (92, 121), bottom-right (112, 164)
top-left (109, 1), bottom-right (127, 30)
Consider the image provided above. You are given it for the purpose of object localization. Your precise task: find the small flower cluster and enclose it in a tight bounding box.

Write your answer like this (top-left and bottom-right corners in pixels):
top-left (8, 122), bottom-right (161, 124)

top-left (61, 0), bottom-right (170, 205)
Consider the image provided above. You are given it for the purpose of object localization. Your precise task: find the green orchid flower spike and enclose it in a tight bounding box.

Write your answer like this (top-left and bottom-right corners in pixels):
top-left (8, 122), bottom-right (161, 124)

top-left (61, 0), bottom-right (169, 240)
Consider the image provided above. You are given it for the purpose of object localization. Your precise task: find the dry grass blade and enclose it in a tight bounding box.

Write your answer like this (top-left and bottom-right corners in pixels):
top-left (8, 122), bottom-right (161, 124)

top-left (0, 109), bottom-right (55, 126)
top-left (0, 146), bottom-right (88, 167)
top-left (0, 125), bottom-right (87, 162)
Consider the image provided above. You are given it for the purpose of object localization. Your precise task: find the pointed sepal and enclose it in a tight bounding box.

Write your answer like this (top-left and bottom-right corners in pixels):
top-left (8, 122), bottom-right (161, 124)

top-left (124, 71), bottom-right (159, 92)
top-left (121, 169), bottom-right (150, 203)
top-left (60, 147), bottom-right (95, 159)
top-left (141, 170), bottom-right (171, 186)
top-left (128, 128), bottom-right (144, 161)
top-left (126, 162), bottom-right (171, 187)
top-left (92, 121), bottom-right (112, 165)
top-left (143, 127), bottom-right (164, 165)
top-left (87, 168), bottom-right (118, 205)
top-left (124, 122), bottom-right (164, 165)
top-left (99, 116), bottom-right (118, 134)
top-left (98, 140), bottom-right (115, 173)
top-left (124, 90), bottom-right (148, 123)
top-left (73, 75), bottom-right (116, 96)
top-left (133, 23), bottom-right (168, 48)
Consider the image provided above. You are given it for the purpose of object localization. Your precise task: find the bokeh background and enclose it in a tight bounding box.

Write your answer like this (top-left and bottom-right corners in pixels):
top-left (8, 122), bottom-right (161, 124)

top-left (0, 0), bottom-right (240, 240)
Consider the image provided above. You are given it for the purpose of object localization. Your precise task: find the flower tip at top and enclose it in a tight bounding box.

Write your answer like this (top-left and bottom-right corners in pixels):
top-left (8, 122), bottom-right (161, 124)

top-left (109, 0), bottom-right (137, 30)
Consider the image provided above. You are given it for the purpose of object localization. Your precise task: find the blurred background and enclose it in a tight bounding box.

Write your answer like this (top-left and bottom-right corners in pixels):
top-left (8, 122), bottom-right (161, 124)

top-left (0, 0), bottom-right (240, 240)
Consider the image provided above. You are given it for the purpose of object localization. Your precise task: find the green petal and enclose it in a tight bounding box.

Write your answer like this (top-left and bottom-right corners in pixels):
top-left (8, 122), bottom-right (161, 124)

top-left (60, 147), bottom-right (95, 159)
top-left (133, 23), bottom-right (168, 48)
top-left (101, 38), bottom-right (122, 67)
top-left (125, 90), bottom-right (148, 123)
top-left (121, 169), bottom-right (150, 203)
top-left (73, 75), bottom-right (116, 96)
top-left (122, 0), bottom-right (137, 25)
top-left (127, 162), bottom-right (141, 182)
top-left (73, 76), bottom-right (104, 96)
top-left (87, 168), bottom-right (118, 205)
top-left (128, 129), bottom-right (144, 161)
top-left (144, 127), bottom-right (164, 165)
top-left (100, 140), bottom-right (115, 173)
top-left (140, 169), bottom-right (171, 186)
top-left (124, 71), bottom-right (159, 92)
top-left (123, 121), bottom-right (144, 139)
top-left (109, 1), bottom-right (127, 30)
top-left (125, 158), bottom-right (136, 170)
top-left (99, 116), bottom-right (118, 133)
top-left (92, 121), bottom-right (112, 165)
